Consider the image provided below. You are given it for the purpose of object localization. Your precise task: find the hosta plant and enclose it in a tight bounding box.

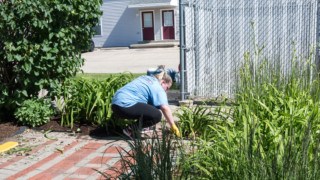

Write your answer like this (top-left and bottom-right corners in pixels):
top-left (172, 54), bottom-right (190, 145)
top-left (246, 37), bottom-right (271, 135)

top-left (14, 98), bottom-right (54, 127)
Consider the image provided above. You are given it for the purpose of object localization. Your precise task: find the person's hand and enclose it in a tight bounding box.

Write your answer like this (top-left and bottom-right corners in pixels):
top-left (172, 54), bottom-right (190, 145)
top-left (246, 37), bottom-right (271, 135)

top-left (171, 124), bottom-right (181, 137)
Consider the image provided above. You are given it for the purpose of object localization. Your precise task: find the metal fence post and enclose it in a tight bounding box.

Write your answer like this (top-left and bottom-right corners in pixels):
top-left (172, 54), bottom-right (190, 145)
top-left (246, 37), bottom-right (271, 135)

top-left (179, 0), bottom-right (186, 101)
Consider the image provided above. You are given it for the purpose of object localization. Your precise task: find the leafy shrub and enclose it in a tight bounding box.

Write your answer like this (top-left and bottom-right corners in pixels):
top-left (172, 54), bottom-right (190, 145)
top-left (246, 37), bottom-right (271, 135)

top-left (0, 0), bottom-right (102, 118)
top-left (58, 73), bottom-right (133, 128)
top-left (14, 98), bottom-right (54, 127)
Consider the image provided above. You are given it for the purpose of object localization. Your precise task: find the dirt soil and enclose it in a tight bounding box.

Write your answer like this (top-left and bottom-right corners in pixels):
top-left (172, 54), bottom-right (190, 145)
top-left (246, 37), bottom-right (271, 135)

top-left (0, 104), bottom-right (180, 143)
top-left (0, 118), bottom-right (108, 143)
top-left (0, 122), bottom-right (21, 142)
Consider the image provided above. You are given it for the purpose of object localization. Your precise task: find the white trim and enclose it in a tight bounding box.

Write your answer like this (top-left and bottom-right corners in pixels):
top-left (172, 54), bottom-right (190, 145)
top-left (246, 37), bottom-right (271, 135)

top-left (128, 1), bottom-right (178, 8)
top-left (140, 10), bottom-right (155, 41)
top-left (93, 18), bottom-right (103, 36)
top-left (160, 9), bottom-right (175, 40)
top-left (170, 0), bottom-right (178, 6)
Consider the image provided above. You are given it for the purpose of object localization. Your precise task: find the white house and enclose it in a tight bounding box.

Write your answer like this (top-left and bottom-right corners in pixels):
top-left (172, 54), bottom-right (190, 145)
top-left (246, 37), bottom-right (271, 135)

top-left (92, 0), bottom-right (179, 48)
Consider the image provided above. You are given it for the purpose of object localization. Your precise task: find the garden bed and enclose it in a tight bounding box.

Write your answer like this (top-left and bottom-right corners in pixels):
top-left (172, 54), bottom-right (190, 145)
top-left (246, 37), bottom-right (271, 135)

top-left (0, 118), bottom-right (108, 143)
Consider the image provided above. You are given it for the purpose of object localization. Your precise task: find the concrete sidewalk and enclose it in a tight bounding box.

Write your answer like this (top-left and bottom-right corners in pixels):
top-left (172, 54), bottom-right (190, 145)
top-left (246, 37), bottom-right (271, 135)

top-left (81, 47), bottom-right (180, 73)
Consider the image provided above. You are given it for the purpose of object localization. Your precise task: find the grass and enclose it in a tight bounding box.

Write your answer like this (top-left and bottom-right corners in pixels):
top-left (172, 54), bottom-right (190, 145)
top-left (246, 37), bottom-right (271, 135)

top-left (76, 73), bottom-right (144, 80)
top-left (76, 73), bottom-right (180, 90)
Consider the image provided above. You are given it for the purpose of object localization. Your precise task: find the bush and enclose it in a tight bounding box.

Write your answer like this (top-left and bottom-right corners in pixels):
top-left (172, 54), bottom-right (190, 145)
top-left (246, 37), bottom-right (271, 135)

top-left (0, 0), bottom-right (102, 119)
top-left (14, 98), bottom-right (54, 127)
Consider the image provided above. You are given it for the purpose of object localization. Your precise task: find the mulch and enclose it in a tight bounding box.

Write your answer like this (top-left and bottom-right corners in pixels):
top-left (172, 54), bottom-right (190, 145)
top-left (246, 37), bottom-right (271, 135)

top-left (0, 118), bottom-right (109, 143)
top-left (0, 122), bottom-right (21, 142)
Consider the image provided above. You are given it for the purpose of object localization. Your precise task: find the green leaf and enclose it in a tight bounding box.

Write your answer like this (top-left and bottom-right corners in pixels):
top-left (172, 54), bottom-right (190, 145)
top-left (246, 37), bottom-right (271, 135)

top-left (22, 63), bottom-right (32, 73)
top-left (49, 33), bottom-right (54, 39)
top-left (15, 54), bottom-right (23, 61)
top-left (42, 45), bottom-right (51, 52)
top-left (22, 90), bottom-right (28, 97)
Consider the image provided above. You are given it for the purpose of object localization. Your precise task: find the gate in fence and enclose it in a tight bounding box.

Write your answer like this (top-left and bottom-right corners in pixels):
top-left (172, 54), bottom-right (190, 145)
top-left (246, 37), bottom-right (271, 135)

top-left (179, 0), bottom-right (319, 100)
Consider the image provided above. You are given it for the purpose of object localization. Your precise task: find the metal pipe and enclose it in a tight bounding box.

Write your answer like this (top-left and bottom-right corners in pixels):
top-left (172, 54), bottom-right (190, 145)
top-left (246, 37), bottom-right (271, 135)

top-left (179, 0), bottom-right (186, 100)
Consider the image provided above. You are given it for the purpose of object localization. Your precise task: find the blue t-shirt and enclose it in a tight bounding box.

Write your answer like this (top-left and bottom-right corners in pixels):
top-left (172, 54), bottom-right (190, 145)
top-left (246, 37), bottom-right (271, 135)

top-left (112, 75), bottom-right (168, 108)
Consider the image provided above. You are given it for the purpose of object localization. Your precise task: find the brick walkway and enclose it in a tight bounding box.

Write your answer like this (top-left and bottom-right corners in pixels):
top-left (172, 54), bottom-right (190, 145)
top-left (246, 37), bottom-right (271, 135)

top-left (0, 105), bottom-right (180, 180)
top-left (0, 130), bottom-right (131, 180)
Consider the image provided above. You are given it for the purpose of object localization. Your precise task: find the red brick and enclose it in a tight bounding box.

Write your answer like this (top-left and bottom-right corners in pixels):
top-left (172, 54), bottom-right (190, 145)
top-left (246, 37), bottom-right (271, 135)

top-left (0, 140), bottom-right (55, 169)
top-left (104, 146), bottom-right (121, 154)
top-left (82, 142), bottom-right (104, 149)
top-left (102, 160), bottom-right (125, 179)
top-left (66, 149), bottom-right (92, 161)
top-left (7, 140), bottom-right (79, 180)
top-left (29, 173), bottom-right (54, 180)
top-left (112, 160), bottom-right (124, 171)
top-left (103, 169), bottom-right (121, 179)
top-left (28, 142), bottom-right (104, 179)
top-left (73, 167), bottom-right (97, 175)
top-left (89, 156), bottom-right (112, 164)
top-left (50, 160), bottom-right (75, 172)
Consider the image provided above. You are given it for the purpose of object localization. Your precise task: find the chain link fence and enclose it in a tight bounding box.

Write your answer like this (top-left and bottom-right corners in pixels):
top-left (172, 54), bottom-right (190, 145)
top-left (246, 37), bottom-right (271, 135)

top-left (179, 0), bottom-right (318, 99)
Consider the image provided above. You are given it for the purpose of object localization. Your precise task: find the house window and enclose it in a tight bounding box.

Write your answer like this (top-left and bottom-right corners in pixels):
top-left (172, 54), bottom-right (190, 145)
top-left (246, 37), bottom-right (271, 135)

top-left (93, 19), bottom-right (102, 36)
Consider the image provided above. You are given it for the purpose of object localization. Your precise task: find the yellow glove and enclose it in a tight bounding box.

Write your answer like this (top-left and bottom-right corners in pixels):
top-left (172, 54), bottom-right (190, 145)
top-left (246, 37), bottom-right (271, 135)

top-left (171, 124), bottom-right (181, 137)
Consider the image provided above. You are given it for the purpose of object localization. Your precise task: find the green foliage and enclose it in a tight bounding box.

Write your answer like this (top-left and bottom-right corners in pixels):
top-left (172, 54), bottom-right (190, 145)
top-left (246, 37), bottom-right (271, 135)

top-left (107, 123), bottom-right (182, 179)
top-left (59, 73), bottom-right (133, 128)
top-left (179, 49), bottom-right (320, 179)
top-left (176, 104), bottom-right (231, 139)
top-left (0, 0), bottom-right (102, 118)
top-left (14, 98), bottom-right (54, 127)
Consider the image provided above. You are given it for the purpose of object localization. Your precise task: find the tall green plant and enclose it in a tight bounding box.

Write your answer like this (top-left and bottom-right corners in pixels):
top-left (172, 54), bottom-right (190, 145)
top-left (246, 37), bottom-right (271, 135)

top-left (176, 104), bottom-right (231, 140)
top-left (0, 0), bottom-right (102, 118)
top-left (59, 73), bottom-right (133, 128)
top-left (180, 47), bottom-right (320, 179)
top-left (106, 123), bottom-right (182, 179)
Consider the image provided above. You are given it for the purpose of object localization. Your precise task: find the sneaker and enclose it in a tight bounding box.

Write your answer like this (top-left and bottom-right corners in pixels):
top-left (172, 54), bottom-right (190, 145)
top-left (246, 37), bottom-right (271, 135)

top-left (122, 127), bottom-right (133, 140)
top-left (141, 125), bottom-right (155, 133)
top-left (141, 127), bottom-right (150, 133)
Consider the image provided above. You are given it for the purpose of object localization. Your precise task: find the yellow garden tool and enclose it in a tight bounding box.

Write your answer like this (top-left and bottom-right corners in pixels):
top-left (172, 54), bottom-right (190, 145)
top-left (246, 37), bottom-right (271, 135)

top-left (0, 141), bottom-right (19, 153)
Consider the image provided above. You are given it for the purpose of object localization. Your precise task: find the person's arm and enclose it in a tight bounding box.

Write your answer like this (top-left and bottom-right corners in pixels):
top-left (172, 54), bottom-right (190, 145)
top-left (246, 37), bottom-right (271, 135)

top-left (160, 104), bottom-right (181, 137)
top-left (160, 104), bottom-right (174, 126)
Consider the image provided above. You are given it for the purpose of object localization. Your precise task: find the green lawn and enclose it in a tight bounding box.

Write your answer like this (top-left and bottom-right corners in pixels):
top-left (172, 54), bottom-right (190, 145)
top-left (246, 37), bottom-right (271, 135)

top-left (76, 73), bottom-right (143, 80)
top-left (77, 73), bottom-right (180, 90)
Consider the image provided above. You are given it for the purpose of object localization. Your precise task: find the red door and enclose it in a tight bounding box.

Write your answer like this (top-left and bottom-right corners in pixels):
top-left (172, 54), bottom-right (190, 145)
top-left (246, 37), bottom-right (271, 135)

top-left (162, 10), bottom-right (175, 39)
top-left (142, 12), bottom-right (154, 41)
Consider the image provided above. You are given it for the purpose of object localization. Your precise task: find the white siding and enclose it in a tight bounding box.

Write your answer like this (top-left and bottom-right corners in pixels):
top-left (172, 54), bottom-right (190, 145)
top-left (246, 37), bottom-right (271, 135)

top-left (93, 0), bottom-right (141, 47)
top-left (93, 0), bottom-right (179, 47)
